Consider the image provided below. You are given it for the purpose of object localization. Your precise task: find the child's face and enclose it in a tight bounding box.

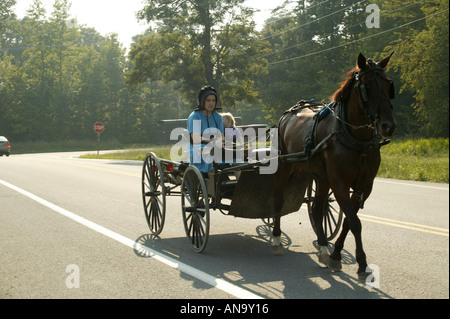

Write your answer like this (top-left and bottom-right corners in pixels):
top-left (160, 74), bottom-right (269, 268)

top-left (223, 118), bottom-right (231, 128)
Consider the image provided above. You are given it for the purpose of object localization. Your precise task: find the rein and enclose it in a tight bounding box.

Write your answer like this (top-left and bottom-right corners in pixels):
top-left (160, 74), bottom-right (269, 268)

top-left (324, 102), bottom-right (376, 132)
top-left (329, 61), bottom-right (393, 148)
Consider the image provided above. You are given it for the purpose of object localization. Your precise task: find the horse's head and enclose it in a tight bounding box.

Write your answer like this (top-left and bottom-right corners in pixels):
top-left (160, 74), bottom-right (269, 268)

top-left (354, 52), bottom-right (397, 139)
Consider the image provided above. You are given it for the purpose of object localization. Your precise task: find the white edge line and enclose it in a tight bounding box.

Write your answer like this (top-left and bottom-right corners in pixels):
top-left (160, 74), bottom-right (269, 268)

top-left (0, 179), bottom-right (263, 300)
top-left (376, 178), bottom-right (449, 191)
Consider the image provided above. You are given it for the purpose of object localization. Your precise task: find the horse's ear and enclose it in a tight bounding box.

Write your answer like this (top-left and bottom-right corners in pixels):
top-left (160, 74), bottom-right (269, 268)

top-left (357, 53), bottom-right (367, 70)
top-left (377, 52), bottom-right (394, 69)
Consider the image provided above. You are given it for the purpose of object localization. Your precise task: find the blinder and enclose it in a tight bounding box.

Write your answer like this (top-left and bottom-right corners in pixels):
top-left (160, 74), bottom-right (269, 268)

top-left (355, 73), bottom-right (395, 103)
top-left (388, 80), bottom-right (395, 99)
top-left (356, 82), bottom-right (369, 103)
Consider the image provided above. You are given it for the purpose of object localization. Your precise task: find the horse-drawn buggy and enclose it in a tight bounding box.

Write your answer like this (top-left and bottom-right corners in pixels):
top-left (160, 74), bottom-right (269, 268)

top-left (141, 53), bottom-right (397, 280)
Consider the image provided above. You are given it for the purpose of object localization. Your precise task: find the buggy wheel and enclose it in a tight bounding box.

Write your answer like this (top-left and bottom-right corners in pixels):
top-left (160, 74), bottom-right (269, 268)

top-left (142, 153), bottom-right (166, 235)
top-left (307, 179), bottom-right (343, 241)
top-left (181, 165), bottom-right (210, 253)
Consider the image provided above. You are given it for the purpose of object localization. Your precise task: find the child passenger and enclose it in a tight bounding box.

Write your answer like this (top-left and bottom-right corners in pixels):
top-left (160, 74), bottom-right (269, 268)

top-left (221, 113), bottom-right (244, 173)
top-left (221, 112), bottom-right (243, 146)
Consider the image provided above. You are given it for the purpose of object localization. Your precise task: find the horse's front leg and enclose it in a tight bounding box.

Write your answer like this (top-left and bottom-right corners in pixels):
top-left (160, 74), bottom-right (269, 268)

top-left (329, 191), bottom-right (358, 270)
top-left (330, 194), bottom-right (370, 280)
top-left (347, 208), bottom-right (370, 281)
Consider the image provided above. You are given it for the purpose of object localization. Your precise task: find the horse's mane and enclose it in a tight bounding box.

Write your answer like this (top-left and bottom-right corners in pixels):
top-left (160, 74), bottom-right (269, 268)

top-left (330, 68), bottom-right (357, 103)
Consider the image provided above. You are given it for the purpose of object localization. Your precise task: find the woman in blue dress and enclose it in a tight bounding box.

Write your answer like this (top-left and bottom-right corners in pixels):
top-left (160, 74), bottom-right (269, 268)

top-left (187, 86), bottom-right (224, 173)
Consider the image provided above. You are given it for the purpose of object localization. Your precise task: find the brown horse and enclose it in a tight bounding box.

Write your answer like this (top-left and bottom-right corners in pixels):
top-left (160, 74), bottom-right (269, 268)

top-left (272, 53), bottom-right (396, 280)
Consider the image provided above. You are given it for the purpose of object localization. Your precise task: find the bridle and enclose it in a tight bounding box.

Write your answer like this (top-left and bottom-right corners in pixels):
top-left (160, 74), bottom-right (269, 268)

top-left (326, 59), bottom-right (395, 144)
top-left (353, 59), bottom-right (395, 135)
top-left (319, 60), bottom-right (395, 150)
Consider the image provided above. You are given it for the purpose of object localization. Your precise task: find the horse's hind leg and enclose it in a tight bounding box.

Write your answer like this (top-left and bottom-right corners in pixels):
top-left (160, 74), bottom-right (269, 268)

top-left (271, 163), bottom-right (292, 256)
top-left (312, 179), bottom-right (331, 264)
top-left (272, 214), bottom-right (284, 256)
top-left (328, 218), bottom-right (350, 271)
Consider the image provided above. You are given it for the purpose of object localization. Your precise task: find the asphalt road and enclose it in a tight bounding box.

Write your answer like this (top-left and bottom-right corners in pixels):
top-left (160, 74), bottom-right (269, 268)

top-left (1, 151), bottom-right (448, 299)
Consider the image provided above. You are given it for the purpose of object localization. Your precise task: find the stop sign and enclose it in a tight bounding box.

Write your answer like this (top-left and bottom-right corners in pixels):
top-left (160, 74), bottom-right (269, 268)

top-left (94, 122), bottom-right (104, 133)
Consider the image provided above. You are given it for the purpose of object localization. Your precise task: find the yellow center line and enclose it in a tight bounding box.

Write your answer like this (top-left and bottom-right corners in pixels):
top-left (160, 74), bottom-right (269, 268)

top-left (359, 213), bottom-right (449, 237)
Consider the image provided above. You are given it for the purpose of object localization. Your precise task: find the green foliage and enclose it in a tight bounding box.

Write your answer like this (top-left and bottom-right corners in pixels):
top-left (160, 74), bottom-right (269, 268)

top-left (80, 146), bottom-right (173, 161)
top-left (381, 137), bottom-right (449, 157)
top-left (383, 0), bottom-right (449, 137)
top-left (0, 0), bottom-right (188, 144)
top-left (378, 138), bottom-right (449, 183)
top-left (128, 0), bottom-right (271, 108)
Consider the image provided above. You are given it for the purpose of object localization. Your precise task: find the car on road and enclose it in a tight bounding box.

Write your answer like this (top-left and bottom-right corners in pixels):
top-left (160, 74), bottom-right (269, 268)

top-left (0, 136), bottom-right (11, 156)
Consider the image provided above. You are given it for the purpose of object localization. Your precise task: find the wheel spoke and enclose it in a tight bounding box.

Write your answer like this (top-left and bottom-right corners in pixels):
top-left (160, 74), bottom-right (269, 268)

top-left (325, 209), bottom-right (332, 238)
top-left (144, 196), bottom-right (151, 210)
top-left (187, 213), bottom-right (194, 234)
top-left (327, 206), bottom-right (338, 227)
top-left (181, 188), bottom-right (192, 206)
top-left (150, 199), bottom-right (162, 231)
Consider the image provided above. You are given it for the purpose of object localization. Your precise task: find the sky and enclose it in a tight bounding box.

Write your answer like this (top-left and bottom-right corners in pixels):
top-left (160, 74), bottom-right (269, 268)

top-left (13, 0), bottom-right (286, 50)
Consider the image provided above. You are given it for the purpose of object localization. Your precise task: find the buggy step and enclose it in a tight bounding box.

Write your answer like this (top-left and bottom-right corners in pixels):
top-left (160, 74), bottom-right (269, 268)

top-left (220, 179), bottom-right (238, 193)
top-left (221, 180), bottom-right (238, 187)
top-left (145, 191), bottom-right (162, 197)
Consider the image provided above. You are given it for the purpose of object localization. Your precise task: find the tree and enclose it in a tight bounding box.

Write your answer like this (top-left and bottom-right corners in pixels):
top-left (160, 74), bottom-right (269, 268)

top-left (384, 0), bottom-right (449, 137)
top-left (127, 0), bottom-right (270, 108)
top-left (0, 0), bottom-right (16, 49)
top-left (0, 0), bottom-right (16, 31)
top-left (258, 0), bottom-right (367, 122)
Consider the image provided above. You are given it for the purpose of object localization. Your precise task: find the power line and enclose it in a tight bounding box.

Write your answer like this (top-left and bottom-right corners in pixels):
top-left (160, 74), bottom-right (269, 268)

top-left (268, 8), bottom-right (449, 65)
top-left (252, 0), bottom-right (332, 34)
top-left (262, 0), bottom-right (369, 41)
top-left (261, 0), bottom-right (425, 59)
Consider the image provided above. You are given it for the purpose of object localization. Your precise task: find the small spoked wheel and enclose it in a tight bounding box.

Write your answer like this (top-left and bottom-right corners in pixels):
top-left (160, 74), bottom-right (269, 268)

top-left (307, 179), bottom-right (343, 241)
top-left (261, 218), bottom-right (274, 227)
top-left (142, 152), bottom-right (166, 236)
top-left (181, 165), bottom-right (210, 253)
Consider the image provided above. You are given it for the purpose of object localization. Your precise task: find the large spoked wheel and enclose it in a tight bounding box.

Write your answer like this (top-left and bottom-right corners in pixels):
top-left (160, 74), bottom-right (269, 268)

top-left (142, 152), bottom-right (166, 236)
top-left (307, 179), bottom-right (343, 241)
top-left (181, 165), bottom-right (210, 253)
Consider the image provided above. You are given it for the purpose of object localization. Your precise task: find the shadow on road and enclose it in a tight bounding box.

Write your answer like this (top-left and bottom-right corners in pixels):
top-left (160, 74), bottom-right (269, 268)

top-left (133, 223), bottom-right (393, 299)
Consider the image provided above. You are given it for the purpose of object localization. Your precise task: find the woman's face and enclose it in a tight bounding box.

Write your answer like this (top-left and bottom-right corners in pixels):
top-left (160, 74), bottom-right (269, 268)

top-left (204, 94), bottom-right (216, 113)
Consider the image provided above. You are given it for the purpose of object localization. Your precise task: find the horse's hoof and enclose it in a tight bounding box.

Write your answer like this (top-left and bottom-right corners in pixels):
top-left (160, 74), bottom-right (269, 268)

top-left (317, 246), bottom-right (330, 265)
top-left (272, 244), bottom-right (285, 256)
top-left (358, 270), bottom-right (372, 282)
top-left (327, 258), bottom-right (342, 272)
top-left (318, 253), bottom-right (329, 265)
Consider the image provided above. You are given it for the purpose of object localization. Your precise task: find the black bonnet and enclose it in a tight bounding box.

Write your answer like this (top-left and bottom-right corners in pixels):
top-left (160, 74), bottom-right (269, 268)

top-left (196, 86), bottom-right (221, 110)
